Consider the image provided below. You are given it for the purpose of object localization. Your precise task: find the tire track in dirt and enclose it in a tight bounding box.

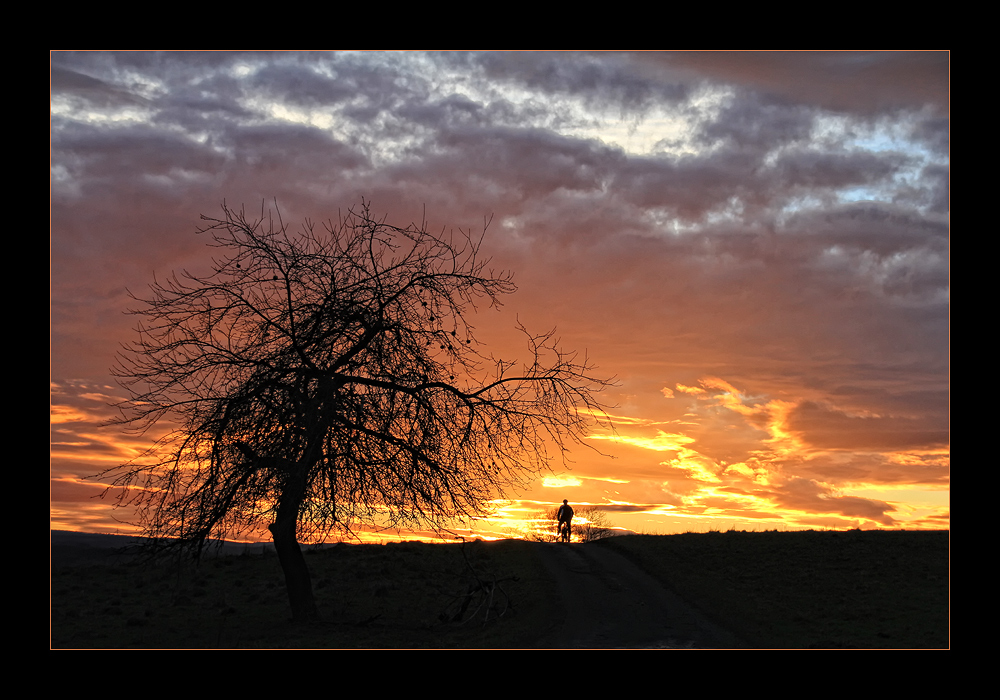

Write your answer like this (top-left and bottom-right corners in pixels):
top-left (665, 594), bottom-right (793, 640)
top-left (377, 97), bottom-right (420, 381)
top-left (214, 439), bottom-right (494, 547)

top-left (531, 541), bottom-right (743, 648)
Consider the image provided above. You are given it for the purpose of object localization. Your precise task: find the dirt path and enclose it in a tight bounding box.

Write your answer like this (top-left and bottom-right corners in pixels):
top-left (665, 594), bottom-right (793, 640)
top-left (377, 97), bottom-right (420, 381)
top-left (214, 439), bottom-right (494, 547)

top-left (530, 541), bottom-right (743, 648)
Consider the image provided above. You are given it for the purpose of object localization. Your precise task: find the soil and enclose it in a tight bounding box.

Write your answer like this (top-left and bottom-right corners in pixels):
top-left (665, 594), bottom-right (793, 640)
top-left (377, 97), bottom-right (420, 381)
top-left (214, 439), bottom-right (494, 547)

top-left (529, 541), bottom-right (743, 648)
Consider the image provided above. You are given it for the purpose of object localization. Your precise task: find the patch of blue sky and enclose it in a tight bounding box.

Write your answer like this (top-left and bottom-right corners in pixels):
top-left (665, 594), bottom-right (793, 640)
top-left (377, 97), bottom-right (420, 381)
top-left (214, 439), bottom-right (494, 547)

top-left (837, 184), bottom-right (886, 204)
top-left (836, 161), bottom-right (936, 212)
top-left (813, 111), bottom-right (940, 164)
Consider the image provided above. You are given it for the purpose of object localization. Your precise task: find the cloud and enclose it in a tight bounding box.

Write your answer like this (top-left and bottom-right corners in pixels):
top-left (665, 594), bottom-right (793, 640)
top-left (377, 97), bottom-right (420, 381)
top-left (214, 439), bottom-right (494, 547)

top-left (541, 474), bottom-right (582, 488)
top-left (640, 51), bottom-right (949, 115)
top-left (454, 51), bottom-right (691, 112)
top-left (768, 477), bottom-right (897, 526)
top-left (50, 52), bottom-right (948, 536)
top-left (787, 400), bottom-right (949, 452)
top-left (51, 65), bottom-right (151, 110)
top-left (588, 430), bottom-right (695, 452)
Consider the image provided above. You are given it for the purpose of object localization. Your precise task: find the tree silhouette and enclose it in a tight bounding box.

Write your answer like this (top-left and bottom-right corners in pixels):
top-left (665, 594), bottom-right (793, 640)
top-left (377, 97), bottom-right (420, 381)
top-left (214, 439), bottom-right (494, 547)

top-left (575, 506), bottom-right (618, 542)
top-left (104, 200), bottom-right (613, 621)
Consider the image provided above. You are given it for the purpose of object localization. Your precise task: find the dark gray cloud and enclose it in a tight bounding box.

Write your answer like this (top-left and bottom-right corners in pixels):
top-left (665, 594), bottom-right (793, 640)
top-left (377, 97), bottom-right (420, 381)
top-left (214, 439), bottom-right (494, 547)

top-left (697, 89), bottom-right (815, 151)
top-left (51, 65), bottom-right (150, 109)
top-left (449, 51), bottom-right (691, 111)
top-left (53, 121), bottom-right (227, 193)
top-left (248, 61), bottom-right (369, 108)
top-left (641, 51), bottom-right (949, 115)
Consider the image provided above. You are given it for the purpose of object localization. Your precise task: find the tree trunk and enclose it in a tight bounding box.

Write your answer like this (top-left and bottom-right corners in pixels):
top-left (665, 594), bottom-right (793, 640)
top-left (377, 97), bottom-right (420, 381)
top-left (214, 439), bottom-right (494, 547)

top-left (269, 464), bottom-right (320, 623)
top-left (269, 515), bottom-right (319, 623)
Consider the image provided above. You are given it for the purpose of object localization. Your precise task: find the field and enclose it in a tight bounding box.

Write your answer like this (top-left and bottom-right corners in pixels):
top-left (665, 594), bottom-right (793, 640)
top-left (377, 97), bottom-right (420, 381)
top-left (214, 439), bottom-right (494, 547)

top-left (597, 530), bottom-right (949, 648)
top-left (51, 529), bottom-right (948, 648)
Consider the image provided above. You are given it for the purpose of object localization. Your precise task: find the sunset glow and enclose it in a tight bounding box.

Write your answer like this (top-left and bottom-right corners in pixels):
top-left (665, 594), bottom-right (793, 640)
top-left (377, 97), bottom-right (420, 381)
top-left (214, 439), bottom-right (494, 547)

top-left (51, 52), bottom-right (948, 541)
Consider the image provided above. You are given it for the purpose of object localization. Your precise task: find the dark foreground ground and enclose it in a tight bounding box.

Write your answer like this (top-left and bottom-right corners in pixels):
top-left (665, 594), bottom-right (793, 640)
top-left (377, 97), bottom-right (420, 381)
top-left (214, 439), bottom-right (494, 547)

top-left (51, 529), bottom-right (948, 648)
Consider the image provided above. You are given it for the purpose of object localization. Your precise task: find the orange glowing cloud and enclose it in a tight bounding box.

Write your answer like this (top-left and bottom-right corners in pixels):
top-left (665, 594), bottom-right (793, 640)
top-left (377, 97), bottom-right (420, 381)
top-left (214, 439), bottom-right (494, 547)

top-left (588, 430), bottom-right (696, 453)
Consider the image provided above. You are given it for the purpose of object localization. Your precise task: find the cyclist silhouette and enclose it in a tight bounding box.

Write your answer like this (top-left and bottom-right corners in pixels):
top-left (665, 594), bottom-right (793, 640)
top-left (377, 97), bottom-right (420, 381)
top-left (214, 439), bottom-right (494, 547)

top-left (556, 499), bottom-right (574, 542)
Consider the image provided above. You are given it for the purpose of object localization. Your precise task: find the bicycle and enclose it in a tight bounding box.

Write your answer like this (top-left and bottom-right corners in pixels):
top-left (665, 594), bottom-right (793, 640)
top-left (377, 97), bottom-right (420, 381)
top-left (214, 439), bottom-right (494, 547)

top-left (558, 520), bottom-right (571, 543)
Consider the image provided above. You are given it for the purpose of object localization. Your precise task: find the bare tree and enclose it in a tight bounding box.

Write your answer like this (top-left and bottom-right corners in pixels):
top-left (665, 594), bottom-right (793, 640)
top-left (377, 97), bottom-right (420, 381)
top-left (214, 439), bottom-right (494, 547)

top-left (104, 200), bottom-right (613, 622)
top-left (575, 506), bottom-right (618, 542)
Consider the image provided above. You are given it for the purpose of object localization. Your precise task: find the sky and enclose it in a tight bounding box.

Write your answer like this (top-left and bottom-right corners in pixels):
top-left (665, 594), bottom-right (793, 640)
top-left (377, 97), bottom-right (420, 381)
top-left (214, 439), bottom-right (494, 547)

top-left (50, 51), bottom-right (949, 541)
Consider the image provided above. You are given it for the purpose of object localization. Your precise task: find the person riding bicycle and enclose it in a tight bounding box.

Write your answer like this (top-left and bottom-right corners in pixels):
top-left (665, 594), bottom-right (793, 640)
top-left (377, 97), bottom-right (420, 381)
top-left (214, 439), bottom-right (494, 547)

top-left (556, 499), bottom-right (574, 542)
